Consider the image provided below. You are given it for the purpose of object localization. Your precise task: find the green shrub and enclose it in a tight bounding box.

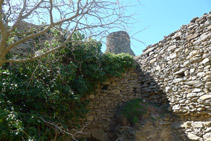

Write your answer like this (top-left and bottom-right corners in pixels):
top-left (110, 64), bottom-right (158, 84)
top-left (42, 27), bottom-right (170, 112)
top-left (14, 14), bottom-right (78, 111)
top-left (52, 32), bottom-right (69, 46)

top-left (120, 99), bottom-right (147, 125)
top-left (0, 32), bottom-right (135, 140)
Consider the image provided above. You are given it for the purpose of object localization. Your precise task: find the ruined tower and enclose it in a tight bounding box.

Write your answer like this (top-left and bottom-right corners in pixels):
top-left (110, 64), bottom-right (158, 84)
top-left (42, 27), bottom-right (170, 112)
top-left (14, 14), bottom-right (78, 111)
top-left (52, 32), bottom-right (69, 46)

top-left (106, 31), bottom-right (135, 56)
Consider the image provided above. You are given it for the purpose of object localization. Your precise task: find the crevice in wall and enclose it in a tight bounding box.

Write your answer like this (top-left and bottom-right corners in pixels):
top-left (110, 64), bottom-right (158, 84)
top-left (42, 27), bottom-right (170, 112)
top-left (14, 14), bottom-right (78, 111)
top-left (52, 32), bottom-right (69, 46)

top-left (101, 85), bottom-right (108, 90)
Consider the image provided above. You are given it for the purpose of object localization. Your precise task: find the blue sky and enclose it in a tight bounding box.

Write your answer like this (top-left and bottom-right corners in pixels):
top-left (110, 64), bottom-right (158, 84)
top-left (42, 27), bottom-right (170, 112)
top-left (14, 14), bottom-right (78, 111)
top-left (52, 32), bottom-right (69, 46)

top-left (101, 0), bottom-right (211, 56)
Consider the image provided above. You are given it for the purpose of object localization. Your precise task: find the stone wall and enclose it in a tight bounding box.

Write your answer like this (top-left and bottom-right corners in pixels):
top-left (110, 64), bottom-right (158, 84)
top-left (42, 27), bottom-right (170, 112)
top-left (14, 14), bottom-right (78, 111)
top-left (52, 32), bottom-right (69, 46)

top-left (135, 12), bottom-right (211, 118)
top-left (74, 67), bottom-right (142, 140)
top-left (9, 22), bottom-right (59, 57)
top-left (9, 22), bottom-right (38, 56)
top-left (134, 12), bottom-right (211, 140)
top-left (68, 12), bottom-right (211, 141)
top-left (106, 31), bottom-right (135, 56)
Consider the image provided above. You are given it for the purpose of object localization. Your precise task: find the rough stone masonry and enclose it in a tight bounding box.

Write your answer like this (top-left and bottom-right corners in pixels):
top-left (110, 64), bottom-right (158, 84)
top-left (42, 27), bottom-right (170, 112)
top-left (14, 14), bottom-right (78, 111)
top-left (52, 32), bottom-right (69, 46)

top-left (106, 31), bottom-right (135, 56)
top-left (69, 12), bottom-right (211, 141)
top-left (136, 12), bottom-right (211, 118)
top-left (135, 12), bottom-right (211, 141)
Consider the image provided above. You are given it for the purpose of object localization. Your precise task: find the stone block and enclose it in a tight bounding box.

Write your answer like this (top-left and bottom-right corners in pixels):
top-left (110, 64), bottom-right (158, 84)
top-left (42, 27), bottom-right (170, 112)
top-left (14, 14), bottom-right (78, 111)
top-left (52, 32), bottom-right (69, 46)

top-left (192, 122), bottom-right (204, 128)
top-left (91, 128), bottom-right (110, 141)
top-left (187, 133), bottom-right (201, 140)
top-left (203, 133), bottom-right (211, 141)
top-left (112, 90), bottom-right (121, 95)
top-left (87, 115), bottom-right (94, 121)
top-left (199, 95), bottom-right (211, 101)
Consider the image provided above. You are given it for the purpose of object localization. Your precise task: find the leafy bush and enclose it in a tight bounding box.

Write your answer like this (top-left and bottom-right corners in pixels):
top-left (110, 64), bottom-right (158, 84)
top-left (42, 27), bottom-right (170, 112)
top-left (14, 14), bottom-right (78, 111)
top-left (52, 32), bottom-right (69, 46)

top-left (0, 32), bottom-right (135, 140)
top-left (119, 98), bottom-right (147, 125)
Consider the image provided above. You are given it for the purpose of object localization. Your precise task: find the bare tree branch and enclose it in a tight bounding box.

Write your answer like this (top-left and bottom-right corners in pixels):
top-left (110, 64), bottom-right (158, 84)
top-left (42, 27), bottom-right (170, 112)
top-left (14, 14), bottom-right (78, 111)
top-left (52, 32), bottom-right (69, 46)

top-left (39, 117), bottom-right (89, 141)
top-left (6, 25), bottom-right (53, 54)
top-left (9, 0), bottom-right (44, 32)
top-left (0, 0), bottom-right (137, 67)
top-left (0, 0), bottom-right (9, 61)
top-left (0, 0), bottom-right (7, 35)
top-left (49, 0), bottom-right (54, 24)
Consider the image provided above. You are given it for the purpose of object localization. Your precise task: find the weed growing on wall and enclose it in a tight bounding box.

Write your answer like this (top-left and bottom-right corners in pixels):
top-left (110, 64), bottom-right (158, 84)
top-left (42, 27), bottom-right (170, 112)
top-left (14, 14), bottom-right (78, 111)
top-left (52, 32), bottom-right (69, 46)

top-left (119, 98), bottom-right (147, 125)
top-left (0, 32), bottom-right (135, 140)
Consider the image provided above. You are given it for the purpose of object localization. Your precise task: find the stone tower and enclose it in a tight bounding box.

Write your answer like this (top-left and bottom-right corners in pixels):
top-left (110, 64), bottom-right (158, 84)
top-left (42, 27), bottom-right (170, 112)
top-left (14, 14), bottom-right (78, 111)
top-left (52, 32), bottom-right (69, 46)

top-left (105, 31), bottom-right (135, 56)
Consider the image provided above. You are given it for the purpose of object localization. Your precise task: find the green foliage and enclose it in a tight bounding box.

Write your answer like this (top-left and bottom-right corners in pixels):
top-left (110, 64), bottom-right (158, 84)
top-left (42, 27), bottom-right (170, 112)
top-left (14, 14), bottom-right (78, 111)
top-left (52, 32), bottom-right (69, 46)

top-left (120, 99), bottom-right (147, 125)
top-left (0, 32), bottom-right (135, 140)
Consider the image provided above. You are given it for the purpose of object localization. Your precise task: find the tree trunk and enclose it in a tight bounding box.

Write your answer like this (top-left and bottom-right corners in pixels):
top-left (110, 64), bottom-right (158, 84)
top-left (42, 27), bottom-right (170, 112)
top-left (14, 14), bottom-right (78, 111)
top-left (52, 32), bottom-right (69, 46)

top-left (0, 61), bottom-right (4, 67)
top-left (0, 53), bottom-right (6, 67)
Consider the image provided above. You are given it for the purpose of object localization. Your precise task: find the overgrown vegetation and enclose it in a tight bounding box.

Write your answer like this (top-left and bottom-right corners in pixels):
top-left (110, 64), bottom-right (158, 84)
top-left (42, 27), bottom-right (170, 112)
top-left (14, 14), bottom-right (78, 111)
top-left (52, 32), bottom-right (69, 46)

top-left (0, 32), bottom-right (135, 140)
top-left (119, 98), bottom-right (147, 125)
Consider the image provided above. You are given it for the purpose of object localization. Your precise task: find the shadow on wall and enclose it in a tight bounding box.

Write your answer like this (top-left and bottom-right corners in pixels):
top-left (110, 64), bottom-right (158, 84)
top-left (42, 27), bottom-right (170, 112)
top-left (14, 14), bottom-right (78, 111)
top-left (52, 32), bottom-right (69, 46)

top-left (108, 64), bottom-right (190, 141)
top-left (66, 62), bottom-right (191, 141)
top-left (132, 12), bottom-right (211, 141)
top-left (73, 12), bottom-right (211, 140)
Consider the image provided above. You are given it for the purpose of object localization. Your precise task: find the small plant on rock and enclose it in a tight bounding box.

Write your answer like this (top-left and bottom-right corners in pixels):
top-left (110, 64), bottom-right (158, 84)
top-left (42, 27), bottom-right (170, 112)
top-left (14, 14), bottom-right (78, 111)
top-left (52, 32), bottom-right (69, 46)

top-left (119, 98), bottom-right (147, 125)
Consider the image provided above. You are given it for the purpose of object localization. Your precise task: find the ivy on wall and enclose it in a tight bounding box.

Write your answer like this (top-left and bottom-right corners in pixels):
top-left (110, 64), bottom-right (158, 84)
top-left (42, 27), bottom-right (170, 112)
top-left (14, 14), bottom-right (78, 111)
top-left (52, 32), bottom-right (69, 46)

top-left (0, 32), bottom-right (135, 140)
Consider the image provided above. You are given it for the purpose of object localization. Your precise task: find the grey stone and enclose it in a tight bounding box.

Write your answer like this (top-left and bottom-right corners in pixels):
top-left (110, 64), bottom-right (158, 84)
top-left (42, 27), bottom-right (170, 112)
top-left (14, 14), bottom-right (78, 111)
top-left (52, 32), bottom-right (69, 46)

top-left (197, 72), bottom-right (205, 77)
top-left (204, 75), bottom-right (211, 81)
top-left (205, 127), bottom-right (211, 133)
top-left (183, 60), bottom-right (191, 67)
top-left (181, 122), bottom-right (192, 129)
top-left (185, 81), bottom-right (203, 87)
top-left (199, 95), bottom-right (211, 101)
top-left (172, 105), bottom-right (181, 111)
top-left (187, 50), bottom-right (198, 59)
top-left (187, 93), bottom-right (197, 98)
top-left (106, 31), bottom-right (135, 56)
top-left (87, 115), bottom-right (94, 121)
top-left (187, 133), bottom-right (201, 140)
top-left (205, 82), bottom-right (211, 88)
top-left (190, 68), bottom-right (195, 74)
top-left (165, 87), bottom-right (171, 93)
top-left (203, 133), bottom-right (211, 141)
top-left (168, 45), bottom-right (177, 51)
top-left (172, 32), bottom-right (182, 40)
top-left (149, 58), bottom-right (156, 64)
top-left (201, 58), bottom-right (210, 64)
top-left (192, 122), bottom-right (204, 128)
top-left (174, 69), bottom-right (186, 75)
top-left (170, 53), bottom-right (177, 59)
top-left (192, 88), bottom-right (202, 93)
top-left (91, 128), bottom-right (110, 141)
top-left (173, 78), bottom-right (183, 83)
top-left (142, 46), bottom-right (156, 55)
top-left (207, 14), bottom-right (211, 21)
top-left (191, 17), bottom-right (199, 23)
top-left (194, 33), bottom-right (211, 44)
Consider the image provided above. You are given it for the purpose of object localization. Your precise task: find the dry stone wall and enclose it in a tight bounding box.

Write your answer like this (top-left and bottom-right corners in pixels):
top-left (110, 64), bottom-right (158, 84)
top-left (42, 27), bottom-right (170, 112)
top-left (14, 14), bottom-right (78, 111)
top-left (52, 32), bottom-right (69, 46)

top-left (9, 22), bottom-right (59, 57)
top-left (70, 68), bottom-right (142, 140)
top-left (135, 12), bottom-right (211, 119)
top-left (68, 12), bottom-right (211, 141)
top-left (134, 12), bottom-right (211, 141)
top-left (86, 68), bottom-right (141, 127)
